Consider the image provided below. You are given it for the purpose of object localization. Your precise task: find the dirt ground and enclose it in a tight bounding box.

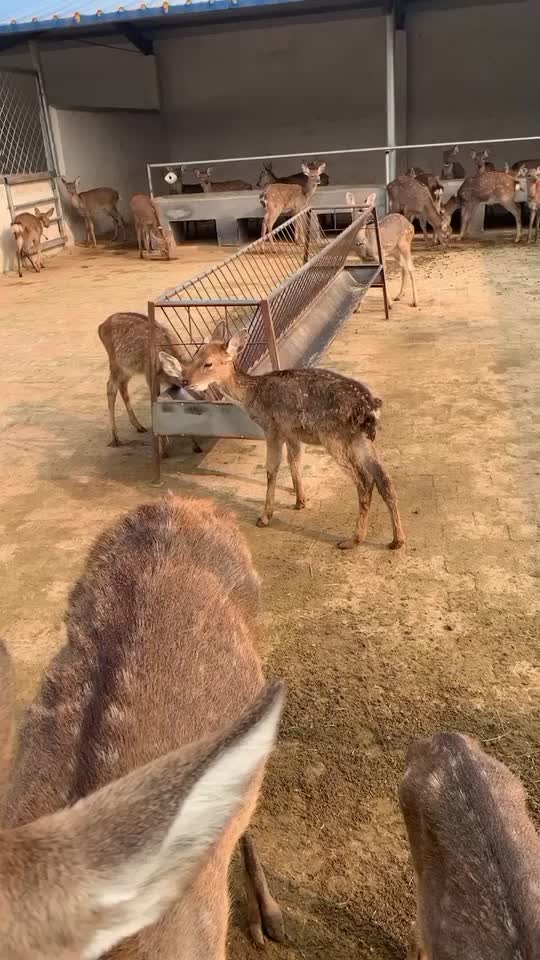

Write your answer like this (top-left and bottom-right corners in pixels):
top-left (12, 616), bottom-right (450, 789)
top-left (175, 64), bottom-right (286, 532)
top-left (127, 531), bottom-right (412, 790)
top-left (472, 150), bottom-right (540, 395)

top-left (1, 233), bottom-right (539, 958)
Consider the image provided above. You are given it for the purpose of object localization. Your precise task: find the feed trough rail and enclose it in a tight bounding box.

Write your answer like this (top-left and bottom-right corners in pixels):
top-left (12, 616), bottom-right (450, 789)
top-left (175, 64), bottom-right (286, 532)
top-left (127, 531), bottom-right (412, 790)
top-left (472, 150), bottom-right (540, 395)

top-left (148, 202), bottom-right (388, 481)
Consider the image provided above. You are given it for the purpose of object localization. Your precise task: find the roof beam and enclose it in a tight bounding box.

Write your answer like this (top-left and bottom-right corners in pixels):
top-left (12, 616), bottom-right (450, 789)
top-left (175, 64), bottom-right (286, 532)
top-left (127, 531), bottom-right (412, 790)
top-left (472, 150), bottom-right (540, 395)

top-left (114, 22), bottom-right (154, 55)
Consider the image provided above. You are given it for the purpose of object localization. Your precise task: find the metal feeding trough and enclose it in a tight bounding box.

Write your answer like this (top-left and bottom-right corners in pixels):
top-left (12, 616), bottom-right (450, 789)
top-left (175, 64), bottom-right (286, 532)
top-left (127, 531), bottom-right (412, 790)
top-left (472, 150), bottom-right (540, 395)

top-left (148, 203), bottom-right (389, 481)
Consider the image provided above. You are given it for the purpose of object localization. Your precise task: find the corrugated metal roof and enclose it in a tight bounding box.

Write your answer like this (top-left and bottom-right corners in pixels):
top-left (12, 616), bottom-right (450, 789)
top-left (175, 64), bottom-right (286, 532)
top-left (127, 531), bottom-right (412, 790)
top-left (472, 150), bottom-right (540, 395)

top-left (0, 0), bottom-right (308, 34)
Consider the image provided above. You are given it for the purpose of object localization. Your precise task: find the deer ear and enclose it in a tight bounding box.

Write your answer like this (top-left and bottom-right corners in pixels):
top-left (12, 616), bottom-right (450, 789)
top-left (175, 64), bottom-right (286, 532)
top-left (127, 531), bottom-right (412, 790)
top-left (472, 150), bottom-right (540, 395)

top-left (317, 162), bottom-right (326, 174)
top-left (34, 207), bottom-right (42, 217)
top-left (365, 192), bottom-right (377, 206)
top-left (206, 168), bottom-right (213, 176)
top-left (345, 192), bottom-right (355, 206)
top-left (6, 682), bottom-right (284, 960)
top-left (159, 352), bottom-right (184, 380)
top-left (193, 169), bottom-right (201, 177)
top-left (74, 176), bottom-right (81, 190)
top-left (210, 320), bottom-right (227, 342)
top-left (225, 329), bottom-right (249, 359)
top-left (301, 163), bottom-right (310, 176)
top-left (45, 208), bottom-right (54, 218)
top-left (452, 145), bottom-right (459, 156)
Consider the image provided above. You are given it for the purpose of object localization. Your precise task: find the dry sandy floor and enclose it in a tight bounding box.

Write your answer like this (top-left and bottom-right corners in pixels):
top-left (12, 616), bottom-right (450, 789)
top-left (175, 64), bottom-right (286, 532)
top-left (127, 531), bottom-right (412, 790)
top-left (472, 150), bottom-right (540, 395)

top-left (1, 234), bottom-right (539, 958)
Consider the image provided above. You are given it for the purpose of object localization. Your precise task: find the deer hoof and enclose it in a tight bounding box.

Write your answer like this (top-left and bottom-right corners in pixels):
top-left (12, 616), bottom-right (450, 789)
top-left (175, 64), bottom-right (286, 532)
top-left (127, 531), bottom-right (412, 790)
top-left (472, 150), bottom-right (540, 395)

top-left (256, 516), bottom-right (270, 528)
top-left (294, 499), bottom-right (306, 511)
top-left (136, 425), bottom-right (148, 433)
top-left (389, 537), bottom-right (405, 550)
top-left (337, 537), bottom-right (359, 551)
top-left (192, 440), bottom-right (203, 454)
top-left (108, 438), bottom-right (122, 448)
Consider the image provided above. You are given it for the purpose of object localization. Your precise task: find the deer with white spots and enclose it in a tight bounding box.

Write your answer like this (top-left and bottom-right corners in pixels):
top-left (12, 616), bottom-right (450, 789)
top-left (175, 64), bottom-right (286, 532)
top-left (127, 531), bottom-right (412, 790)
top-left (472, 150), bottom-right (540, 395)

top-left (0, 496), bottom-right (285, 959)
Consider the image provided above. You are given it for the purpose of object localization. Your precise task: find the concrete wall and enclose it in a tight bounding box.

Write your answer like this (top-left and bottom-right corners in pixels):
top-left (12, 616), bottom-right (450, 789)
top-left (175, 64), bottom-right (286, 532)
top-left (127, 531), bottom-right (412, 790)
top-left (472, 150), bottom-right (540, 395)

top-left (50, 107), bottom-right (165, 241)
top-left (156, 10), bottom-right (407, 189)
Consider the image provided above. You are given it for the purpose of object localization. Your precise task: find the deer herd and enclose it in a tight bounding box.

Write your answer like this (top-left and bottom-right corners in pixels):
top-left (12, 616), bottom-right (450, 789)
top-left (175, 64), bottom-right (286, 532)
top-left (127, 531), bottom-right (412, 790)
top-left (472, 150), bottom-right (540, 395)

top-left (4, 142), bottom-right (540, 960)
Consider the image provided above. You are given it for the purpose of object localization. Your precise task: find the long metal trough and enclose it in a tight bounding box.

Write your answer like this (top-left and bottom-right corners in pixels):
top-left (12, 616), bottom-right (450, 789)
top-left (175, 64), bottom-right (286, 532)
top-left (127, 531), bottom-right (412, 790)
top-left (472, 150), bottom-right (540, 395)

top-left (148, 203), bottom-right (388, 481)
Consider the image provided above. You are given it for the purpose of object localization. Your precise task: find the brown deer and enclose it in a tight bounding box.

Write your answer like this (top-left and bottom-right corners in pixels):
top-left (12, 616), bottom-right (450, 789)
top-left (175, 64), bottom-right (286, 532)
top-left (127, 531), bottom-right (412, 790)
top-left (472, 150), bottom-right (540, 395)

top-left (62, 176), bottom-right (126, 246)
top-left (511, 157), bottom-right (540, 174)
top-left (194, 167), bottom-right (252, 192)
top-left (160, 326), bottom-right (405, 550)
top-left (256, 159), bottom-right (330, 189)
top-left (440, 145), bottom-right (466, 180)
top-left (129, 193), bottom-right (175, 259)
top-left (523, 166), bottom-right (540, 243)
top-left (260, 161), bottom-right (326, 238)
top-left (387, 174), bottom-right (450, 245)
top-left (11, 206), bottom-right (54, 277)
top-left (470, 149), bottom-right (496, 173)
top-left (0, 496), bottom-right (286, 958)
top-left (405, 168), bottom-right (444, 210)
top-left (457, 167), bottom-right (522, 241)
top-left (399, 731), bottom-right (540, 960)
top-left (98, 311), bottom-right (202, 453)
top-left (346, 191), bottom-right (418, 306)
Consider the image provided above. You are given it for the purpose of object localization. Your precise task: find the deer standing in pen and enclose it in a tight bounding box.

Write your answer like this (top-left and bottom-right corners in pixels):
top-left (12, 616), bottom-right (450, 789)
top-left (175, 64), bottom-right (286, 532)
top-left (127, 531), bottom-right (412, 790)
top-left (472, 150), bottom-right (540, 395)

top-left (0, 496), bottom-right (285, 958)
top-left (471, 148), bottom-right (496, 173)
top-left (400, 731), bottom-right (540, 960)
top-left (98, 311), bottom-right (202, 453)
top-left (194, 168), bottom-right (252, 192)
top-left (256, 159), bottom-right (330, 189)
top-left (521, 165), bottom-right (540, 243)
top-left (62, 176), bottom-right (126, 246)
top-left (405, 169), bottom-right (444, 211)
top-left (387, 173), bottom-right (451, 245)
top-left (260, 161), bottom-right (326, 238)
top-left (346, 191), bottom-right (418, 307)
top-left (11, 206), bottom-right (54, 277)
top-left (440, 145), bottom-right (466, 180)
top-left (457, 165), bottom-right (522, 241)
top-left (129, 193), bottom-right (176, 259)
top-left (160, 324), bottom-right (405, 550)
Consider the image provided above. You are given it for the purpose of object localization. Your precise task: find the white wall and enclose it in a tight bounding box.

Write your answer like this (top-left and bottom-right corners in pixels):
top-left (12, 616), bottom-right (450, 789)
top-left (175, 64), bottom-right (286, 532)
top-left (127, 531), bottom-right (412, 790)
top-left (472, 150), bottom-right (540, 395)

top-left (50, 107), bottom-right (165, 240)
top-left (156, 10), bottom-right (407, 187)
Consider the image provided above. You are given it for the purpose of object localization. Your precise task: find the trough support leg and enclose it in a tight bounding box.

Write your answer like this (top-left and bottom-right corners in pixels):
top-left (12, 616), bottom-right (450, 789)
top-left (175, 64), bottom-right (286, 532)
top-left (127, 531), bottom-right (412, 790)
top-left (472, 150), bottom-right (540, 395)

top-left (261, 299), bottom-right (280, 370)
top-left (372, 206), bottom-right (391, 319)
top-left (148, 300), bottom-right (162, 485)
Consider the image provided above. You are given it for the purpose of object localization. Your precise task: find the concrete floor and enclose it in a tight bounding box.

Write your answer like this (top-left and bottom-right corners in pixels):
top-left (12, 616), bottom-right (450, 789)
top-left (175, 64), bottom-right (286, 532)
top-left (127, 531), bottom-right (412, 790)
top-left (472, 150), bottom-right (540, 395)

top-left (1, 235), bottom-right (539, 957)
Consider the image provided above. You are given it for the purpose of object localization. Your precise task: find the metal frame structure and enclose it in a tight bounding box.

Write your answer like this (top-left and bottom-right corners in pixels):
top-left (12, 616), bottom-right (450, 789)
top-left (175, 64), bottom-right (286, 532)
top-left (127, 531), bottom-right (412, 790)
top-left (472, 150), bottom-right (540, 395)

top-left (147, 202), bottom-right (388, 482)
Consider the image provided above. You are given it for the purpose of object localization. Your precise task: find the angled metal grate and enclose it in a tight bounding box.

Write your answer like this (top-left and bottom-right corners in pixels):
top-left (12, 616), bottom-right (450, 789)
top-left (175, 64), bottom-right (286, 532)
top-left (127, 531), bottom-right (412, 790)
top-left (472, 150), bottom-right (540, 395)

top-left (0, 70), bottom-right (48, 175)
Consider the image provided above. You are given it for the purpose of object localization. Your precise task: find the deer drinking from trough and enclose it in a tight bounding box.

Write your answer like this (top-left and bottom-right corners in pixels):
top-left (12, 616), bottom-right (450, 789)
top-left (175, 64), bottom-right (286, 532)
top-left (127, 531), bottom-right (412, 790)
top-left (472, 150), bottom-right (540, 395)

top-left (11, 206), bottom-right (54, 277)
top-left (260, 161), bottom-right (326, 238)
top-left (457, 164), bottom-right (522, 241)
top-left (129, 193), bottom-right (175, 259)
top-left (160, 325), bottom-right (405, 550)
top-left (346, 191), bottom-right (418, 306)
top-left (0, 496), bottom-right (286, 959)
top-left (440, 145), bottom-right (466, 180)
top-left (62, 176), bottom-right (126, 246)
top-left (387, 173), bottom-right (451, 245)
top-left (98, 311), bottom-right (202, 453)
top-left (194, 167), bottom-right (252, 192)
top-left (400, 731), bottom-right (540, 960)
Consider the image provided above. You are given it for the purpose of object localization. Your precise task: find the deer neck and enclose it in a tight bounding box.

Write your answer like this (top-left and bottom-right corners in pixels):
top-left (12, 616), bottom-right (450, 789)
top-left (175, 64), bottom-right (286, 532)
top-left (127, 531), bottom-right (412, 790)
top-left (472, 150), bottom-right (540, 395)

top-left (218, 366), bottom-right (255, 405)
top-left (304, 178), bottom-right (318, 200)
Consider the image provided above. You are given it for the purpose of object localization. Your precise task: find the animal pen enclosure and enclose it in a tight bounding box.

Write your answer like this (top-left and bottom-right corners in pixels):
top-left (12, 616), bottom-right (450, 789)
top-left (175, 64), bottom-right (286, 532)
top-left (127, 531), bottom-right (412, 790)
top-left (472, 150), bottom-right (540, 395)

top-left (148, 202), bottom-right (388, 482)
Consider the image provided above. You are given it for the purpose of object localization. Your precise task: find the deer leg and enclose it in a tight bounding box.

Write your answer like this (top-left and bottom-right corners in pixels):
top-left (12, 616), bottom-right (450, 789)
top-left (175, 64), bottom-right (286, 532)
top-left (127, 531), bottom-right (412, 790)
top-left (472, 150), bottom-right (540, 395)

top-left (118, 378), bottom-right (147, 433)
top-left (369, 448), bottom-right (405, 550)
top-left (87, 216), bottom-right (97, 247)
top-left (398, 251), bottom-right (418, 307)
top-left (286, 438), bottom-right (306, 510)
top-left (418, 217), bottom-right (430, 245)
top-left (240, 833), bottom-right (285, 946)
top-left (500, 198), bottom-right (522, 243)
top-left (136, 224), bottom-right (144, 258)
top-left (16, 247), bottom-right (22, 278)
top-left (256, 435), bottom-right (283, 527)
top-left (458, 203), bottom-right (473, 240)
top-left (107, 377), bottom-right (121, 446)
top-left (337, 470), bottom-right (374, 551)
top-left (536, 208), bottom-right (539, 243)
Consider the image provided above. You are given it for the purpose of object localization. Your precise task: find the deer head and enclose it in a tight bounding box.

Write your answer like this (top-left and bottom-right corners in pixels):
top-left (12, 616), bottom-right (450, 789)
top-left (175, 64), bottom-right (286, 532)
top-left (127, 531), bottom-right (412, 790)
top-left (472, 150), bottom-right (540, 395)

top-left (160, 325), bottom-right (249, 393)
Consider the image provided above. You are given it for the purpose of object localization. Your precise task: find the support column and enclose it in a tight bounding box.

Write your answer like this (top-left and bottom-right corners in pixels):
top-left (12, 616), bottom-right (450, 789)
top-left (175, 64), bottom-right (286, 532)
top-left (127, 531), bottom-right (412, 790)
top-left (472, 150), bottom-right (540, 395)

top-left (385, 2), bottom-right (397, 184)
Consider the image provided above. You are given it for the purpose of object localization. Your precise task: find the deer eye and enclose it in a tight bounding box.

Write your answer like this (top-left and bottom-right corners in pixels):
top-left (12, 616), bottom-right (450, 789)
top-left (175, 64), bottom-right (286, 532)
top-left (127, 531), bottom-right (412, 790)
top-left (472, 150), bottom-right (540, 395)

top-left (204, 362), bottom-right (213, 369)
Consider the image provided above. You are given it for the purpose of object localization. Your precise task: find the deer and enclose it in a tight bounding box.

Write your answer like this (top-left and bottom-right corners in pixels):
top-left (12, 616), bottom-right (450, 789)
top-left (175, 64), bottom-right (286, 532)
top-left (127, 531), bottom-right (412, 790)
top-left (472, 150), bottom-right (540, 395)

top-left (399, 731), bottom-right (540, 960)
top-left (387, 173), bottom-right (450, 245)
top-left (346, 191), bottom-right (418, 307)
top-left (260, 161), bottom-right (326, 238)
top-left (11, 206), bottom-right (54, 277)
top-left (0, 496), bottom-right (286, 959)
top-left (522, 166), bottom-right (540, 243)
top-left (457, 166), bottom-right (522, 242)
top-left (62, 176), bottom-right (126, 246)
top-left (98, 311), bottom-right (203, 454)
top-left (159, 324), bottom-right (405, 551)
top-left (256, 159), bottom-right (330, 189)
top-left (511, 157), bottom-right (540, 174)
top-left (440, 145), bottom-right (466, 180)
top-left (471, 149), bottom-right (496, 173)
top-left (129, 193), bottom-right (176, 259)
top-left (194, 167), bottom-right (252, 192)
top-left (405, 168), bottom-right (444, 210)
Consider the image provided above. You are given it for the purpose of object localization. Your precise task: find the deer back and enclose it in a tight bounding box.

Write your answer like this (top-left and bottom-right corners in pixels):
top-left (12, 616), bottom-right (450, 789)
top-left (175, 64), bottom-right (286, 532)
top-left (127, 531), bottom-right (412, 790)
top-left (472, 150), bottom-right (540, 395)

top-left (80, 187), bottom-right (120, 212)
top-left (129, 193), bottom-right (160, 228)
top-left (458, 170), bottom-right (517, 203)
top-left (400, 732), bottom-right (540, 959)
top-left (98, 311), bottom-right (186, 379)
top-left (261, 181), bottom-right (306, 211)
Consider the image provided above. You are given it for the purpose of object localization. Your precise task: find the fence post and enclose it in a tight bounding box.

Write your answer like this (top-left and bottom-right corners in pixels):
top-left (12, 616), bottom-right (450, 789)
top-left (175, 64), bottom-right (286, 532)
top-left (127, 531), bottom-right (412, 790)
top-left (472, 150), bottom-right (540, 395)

top-left (372, 206), bottom-right (391, 320)
top-left (260, 299), bottom-right (280, 370)
top-left (302, 210), bottom-right (311, 263)
top-left (148, 300), bottom-right (162, 484)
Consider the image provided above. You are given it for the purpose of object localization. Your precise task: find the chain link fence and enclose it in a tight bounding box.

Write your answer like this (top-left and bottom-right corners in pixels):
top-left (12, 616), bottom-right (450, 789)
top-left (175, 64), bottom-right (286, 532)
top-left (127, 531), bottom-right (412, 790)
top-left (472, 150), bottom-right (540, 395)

top-left (0, 70), bottom-right (49, 176)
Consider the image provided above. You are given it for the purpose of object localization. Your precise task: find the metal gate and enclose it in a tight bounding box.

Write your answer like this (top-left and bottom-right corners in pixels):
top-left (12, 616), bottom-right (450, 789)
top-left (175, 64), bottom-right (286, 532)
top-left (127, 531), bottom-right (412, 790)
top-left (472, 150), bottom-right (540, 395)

top-left (0, 67), bottom-right (66, 259)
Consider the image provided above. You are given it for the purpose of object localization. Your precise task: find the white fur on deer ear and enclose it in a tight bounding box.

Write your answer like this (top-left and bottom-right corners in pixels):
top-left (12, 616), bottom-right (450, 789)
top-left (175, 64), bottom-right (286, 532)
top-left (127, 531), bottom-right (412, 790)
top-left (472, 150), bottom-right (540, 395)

top-left (365, 192), bottom-right (377, 206)
top-left (226, 330), bottom-right (249, 359)
top-left (301, 163), bottom-right (310, 176)
top-left (159, 352), bottom-right (184, 379)
top-left (210, 320), bottom-right (227, 342)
